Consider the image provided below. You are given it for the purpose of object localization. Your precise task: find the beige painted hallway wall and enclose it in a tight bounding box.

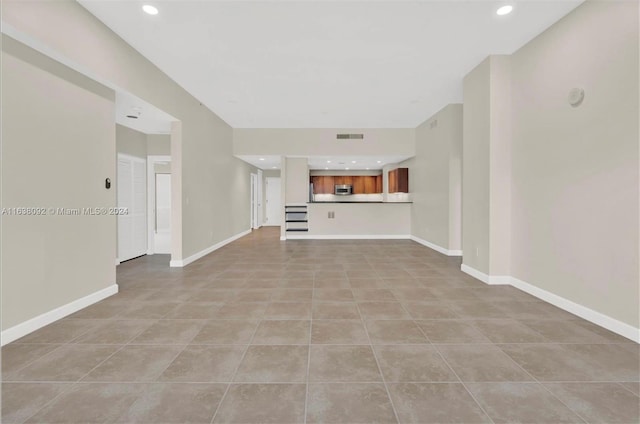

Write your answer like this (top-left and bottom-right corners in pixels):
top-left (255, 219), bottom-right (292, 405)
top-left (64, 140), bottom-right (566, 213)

top-left (116, 124), bottom-right (147, 159)
top-left (2, 0), bottom-right (255, 261)
top-left (405, 104), bottom-right (462, 252)
top-left (509, 0), bottom-right (639, 328)
top-left (1, 35), bottom-right (116, 330)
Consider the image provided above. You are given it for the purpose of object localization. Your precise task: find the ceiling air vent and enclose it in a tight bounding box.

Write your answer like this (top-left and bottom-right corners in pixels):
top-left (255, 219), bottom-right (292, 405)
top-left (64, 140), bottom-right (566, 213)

top-left (336, 133), bottom-right (364, 140)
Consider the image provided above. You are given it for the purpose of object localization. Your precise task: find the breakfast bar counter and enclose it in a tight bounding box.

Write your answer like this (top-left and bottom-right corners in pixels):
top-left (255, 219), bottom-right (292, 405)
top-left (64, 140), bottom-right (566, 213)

top-left (286, 201), bottom-right (411, 239)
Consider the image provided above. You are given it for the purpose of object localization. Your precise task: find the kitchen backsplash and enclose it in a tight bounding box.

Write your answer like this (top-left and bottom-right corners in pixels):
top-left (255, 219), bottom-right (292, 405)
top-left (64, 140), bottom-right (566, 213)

top-left (313, 193), bottom-right (384, 202)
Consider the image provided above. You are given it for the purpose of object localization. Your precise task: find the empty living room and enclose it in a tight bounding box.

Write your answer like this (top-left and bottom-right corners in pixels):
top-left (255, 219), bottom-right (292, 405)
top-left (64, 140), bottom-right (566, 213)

top-left (1, 1), bottom-right (638, 423)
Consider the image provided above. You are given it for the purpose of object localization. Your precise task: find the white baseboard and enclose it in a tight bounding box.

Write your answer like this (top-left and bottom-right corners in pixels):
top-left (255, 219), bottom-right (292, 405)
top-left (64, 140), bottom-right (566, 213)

top-left (460, 264), bottom-right (639, 343)
top-left (461, 264), bottom-right (510, 285)
top-left (285, 234), bottom-right (411, 240)
top-left (115, 259), bottom-right (120, 266)
top-left (510, 277), bottom-right (640, 343)
top-left (1, 284), bottom-right (119, 346)
top-left (170, 229), bottom-right (252, 267)
top-left (410, 235), bottom-right (463, 257)
top-left (280, 236), bottom-right (287, 241)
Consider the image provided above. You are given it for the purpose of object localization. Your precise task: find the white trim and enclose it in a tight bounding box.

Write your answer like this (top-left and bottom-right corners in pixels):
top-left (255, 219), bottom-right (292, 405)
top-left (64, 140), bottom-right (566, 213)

top-left (285, 234), bottom-right (411, 240)
top-left (1, 284), bottom-right (119, 346)
top-left (460, 264), bottom-right (639, 343)
top-left (117, 153), bottom-right (147, 262)
top-left (280, 236), bottom-right (287, 241)
top-left (410, 235), bottom-right (463, 256)
top-left (170, 229), bottom-right (252, 267)
top-left (510, 277), bottom-right (640, 343)
top-left (460, 264), bottom-right (510, 285)
top-left (115, 259), bottom-right (120, 266)
top-left (147, 155), bottom-right (172, 256)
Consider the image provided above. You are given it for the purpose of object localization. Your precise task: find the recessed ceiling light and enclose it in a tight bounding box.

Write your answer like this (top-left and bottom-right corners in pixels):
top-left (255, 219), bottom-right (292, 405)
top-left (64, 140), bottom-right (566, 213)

top-left (272, 166), bottom-right (277, 169)
top-left (259, 158), bottom-right (265, 161)
top-left (351, 161), bottom-right (356, 164)
top-left (327, 160), bottom-right (331, 163)
top-left (366, 168), bottom-right (370, 170)
top-left (345, 167), bottom-right (350, 170)
top-left (377, 160), bottom-right (382, 164)
top-left (142, 4), bottom-right (159, 15)
top-left (496, 5), bottom-right (513, 15)
top-left (325, 167), bottom-right (329, 170)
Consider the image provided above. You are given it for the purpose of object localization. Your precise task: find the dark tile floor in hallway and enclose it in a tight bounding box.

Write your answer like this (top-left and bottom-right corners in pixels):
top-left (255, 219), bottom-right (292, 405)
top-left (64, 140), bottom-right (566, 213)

top-left (2, 227), bottom-right (639, 423)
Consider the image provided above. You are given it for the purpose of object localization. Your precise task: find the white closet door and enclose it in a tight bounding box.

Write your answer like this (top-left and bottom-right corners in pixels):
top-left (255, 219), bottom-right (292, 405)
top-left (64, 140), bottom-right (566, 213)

top-left (118, 154), bottom-right (147, 262)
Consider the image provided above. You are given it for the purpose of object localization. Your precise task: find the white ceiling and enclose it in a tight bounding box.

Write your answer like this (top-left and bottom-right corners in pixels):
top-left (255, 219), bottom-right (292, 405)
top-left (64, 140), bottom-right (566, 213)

top-left (80, 1), bottom-right (582, 129)
top-left (116, 91), bottom-right (175, 134)
top-left (236, 154), bottom-right (413, 171)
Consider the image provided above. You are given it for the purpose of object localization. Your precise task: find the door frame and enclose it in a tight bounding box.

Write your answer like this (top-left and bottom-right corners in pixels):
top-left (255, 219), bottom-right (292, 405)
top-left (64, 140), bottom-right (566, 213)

top-left (250, 173), bottom-right (259, 229)
top-left (147, 155), bottom-right (171, 255)
top-left (117, 153), bottom-right (147, 263)
top-left (264, 176), bottom-right (282, 226)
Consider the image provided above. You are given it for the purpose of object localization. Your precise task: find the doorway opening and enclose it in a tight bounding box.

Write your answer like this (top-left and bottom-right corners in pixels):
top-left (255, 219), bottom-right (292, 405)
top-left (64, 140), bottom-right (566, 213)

top-left (147, 155), bottom-right (172, 254)
top-left (265, 177), bottom-right (282, 226)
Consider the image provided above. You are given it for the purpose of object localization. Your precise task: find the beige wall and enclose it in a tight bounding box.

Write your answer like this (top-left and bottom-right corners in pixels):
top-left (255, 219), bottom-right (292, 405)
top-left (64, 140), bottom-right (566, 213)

top-left (306, 203), bottom-right (411, 237)
top-left (462, 58), bottom-right (492, 273)
top-left (488, 56), bottom-right (512, 276)
top-left (285, 157), bottom-right (309, 204)
top-left (234, 128), bottom-right (415, 157)
top-left (509, 0), bottom-right (639, 327)
top-left (463, 55), bottom-right (512, 275)
top-left (116, 124), bottom-right (147, 158)
top-left (1, 35), bottom-right (116, 329)
top-left (147, 134), bottom-right (171, 156)
top-left (405, 104), bottom-right (462, 252)
top-left (2, 0), bottom-right (254, 261)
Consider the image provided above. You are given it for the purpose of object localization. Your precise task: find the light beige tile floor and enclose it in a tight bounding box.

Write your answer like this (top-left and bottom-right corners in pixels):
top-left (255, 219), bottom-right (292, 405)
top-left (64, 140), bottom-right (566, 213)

top-left (2, 227), bottom-right (638, 423)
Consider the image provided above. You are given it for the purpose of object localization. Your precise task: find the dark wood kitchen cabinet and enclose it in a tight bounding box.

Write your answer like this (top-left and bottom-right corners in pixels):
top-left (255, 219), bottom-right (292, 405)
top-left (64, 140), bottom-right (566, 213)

top-left (363, 176), bottom-right (377, 194)
top-left (311, 176), bottom-right (332, 194)
top-left (310, 175), bottom-right (384, 194)
top-left (352, 176), bottom-right (366, 194)
top-left (388, 168), bottom-right (409, 193)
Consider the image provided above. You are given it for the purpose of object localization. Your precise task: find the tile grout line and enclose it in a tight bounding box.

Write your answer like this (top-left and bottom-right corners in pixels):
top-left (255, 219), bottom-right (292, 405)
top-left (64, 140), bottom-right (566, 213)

top-left (409, 313), bottom-right (497, 424)
top-left (303, 282), bottom-right (317, 424)
top-left (354, 298), bottom-right (402, 424)
top-left (208, 310), bottom-right (264, 424)
top-left (17, 314), bottom-right (162, 424)
top-left (427, 343), bottom-right (497, 424)
top-left (95, 312), bottom-right (193, 422)
top-left (5, 379), bottom-right (638, 385)
top-left (496, 345), bottom-right (592, 424)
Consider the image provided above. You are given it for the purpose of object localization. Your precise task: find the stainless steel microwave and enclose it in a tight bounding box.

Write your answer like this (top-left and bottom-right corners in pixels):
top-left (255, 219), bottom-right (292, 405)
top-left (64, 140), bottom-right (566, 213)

top-left (335, 184), bottom-right (353, 195)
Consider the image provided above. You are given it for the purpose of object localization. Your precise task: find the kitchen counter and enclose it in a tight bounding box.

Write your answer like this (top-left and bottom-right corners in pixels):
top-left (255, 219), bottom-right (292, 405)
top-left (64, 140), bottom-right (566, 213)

top-left (308, 201), bottom-right (412, 204)
top-left (286, 202), bottom-right (411, 239)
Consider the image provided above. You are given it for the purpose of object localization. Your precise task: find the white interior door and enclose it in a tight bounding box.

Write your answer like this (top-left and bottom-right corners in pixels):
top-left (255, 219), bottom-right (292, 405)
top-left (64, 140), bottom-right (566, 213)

top-left (257, 169), bottom-right (263, 226)
top-left (250, 173), bottom-right (258, 229)
top-left (265, 177), bottom-right (282, 226)
top-left (117, 154), bottom-right (146, 262)
top-left (154, 173), bottom-right (171, 253)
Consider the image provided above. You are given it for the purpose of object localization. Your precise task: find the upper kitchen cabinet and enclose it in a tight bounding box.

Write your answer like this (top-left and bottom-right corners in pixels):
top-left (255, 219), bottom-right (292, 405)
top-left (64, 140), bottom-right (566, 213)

top-left (363, 176), bottom-right (377, 194)
top-left (310, 175), bottom-right (382, 194)
top-left (311, 176), bottom-right (333, 194)
top-left (388, 168), bottom-right (409, 193)
top-left (352, 176), bottom-right (366, 194)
